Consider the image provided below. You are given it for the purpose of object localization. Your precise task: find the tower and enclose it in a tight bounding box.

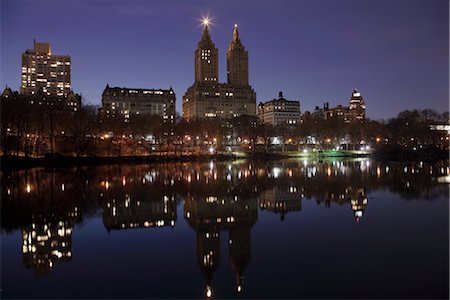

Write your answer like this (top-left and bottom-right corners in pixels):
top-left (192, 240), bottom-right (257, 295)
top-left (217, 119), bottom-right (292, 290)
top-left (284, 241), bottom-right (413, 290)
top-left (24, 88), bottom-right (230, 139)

top-left (195, 22), bottom-right (219, 83)
top-left (227, 24), bottom-right (249, 86)
top-left (348, 89), bottom-right (366, 122)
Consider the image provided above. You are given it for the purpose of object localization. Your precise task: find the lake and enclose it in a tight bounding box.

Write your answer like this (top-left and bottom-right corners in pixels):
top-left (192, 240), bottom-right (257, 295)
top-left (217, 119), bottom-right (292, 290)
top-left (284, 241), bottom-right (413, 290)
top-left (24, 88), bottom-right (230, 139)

top-left (1, 159), bottom-right (449, 299)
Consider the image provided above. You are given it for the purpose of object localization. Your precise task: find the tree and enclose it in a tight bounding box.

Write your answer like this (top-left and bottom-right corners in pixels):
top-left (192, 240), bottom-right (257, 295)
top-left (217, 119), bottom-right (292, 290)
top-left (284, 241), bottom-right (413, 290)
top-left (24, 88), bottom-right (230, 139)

top-left (62, 105), bottom-right (98, 156)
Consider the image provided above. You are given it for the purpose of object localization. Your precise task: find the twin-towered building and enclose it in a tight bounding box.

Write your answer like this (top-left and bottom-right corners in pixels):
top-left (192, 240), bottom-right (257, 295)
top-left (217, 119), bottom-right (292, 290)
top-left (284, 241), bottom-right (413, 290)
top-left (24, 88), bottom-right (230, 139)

top-left (182, 23), bottom-right (257, 119)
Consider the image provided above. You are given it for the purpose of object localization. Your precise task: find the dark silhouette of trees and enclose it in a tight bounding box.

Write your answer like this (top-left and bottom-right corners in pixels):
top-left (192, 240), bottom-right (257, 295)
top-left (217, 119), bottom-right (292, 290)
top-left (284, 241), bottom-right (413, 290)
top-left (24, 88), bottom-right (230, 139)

top-left (1, 86), bottom-right (448, 159)
top-left (384, 109), bottom-right (448, 148)
top-left (62, 105), bottom-right (97, 156)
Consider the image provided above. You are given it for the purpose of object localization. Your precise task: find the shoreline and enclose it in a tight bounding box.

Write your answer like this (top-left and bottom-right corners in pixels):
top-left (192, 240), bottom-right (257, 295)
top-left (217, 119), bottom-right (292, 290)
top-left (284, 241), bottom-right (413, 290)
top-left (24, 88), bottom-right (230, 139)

top-left (0, 153), bottom-right (245, 171)
top-left (1, 149), bottom-right (447, 171)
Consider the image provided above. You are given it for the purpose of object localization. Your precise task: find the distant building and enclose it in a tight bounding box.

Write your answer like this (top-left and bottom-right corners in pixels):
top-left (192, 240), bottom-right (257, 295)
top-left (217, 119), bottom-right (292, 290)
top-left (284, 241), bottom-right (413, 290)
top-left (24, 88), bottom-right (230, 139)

top-left (308, 89), bottom-right (366, 123)
top-left (100, 85), bottom-right (176, 122)
top-left (183, 24), bottom-right (256, 120)
top-left (348, 89), bottom-right (366, 122)
top-left (21, 41), bottom-right (71, 97)
top-left (312, 102), bottom-right (350, 122)
top-left (429, 123), bottom-right (450, 133)
top-left (258, 91), bottom-right (301, 126)
top-left (2, 86), bottom-right (80, 112)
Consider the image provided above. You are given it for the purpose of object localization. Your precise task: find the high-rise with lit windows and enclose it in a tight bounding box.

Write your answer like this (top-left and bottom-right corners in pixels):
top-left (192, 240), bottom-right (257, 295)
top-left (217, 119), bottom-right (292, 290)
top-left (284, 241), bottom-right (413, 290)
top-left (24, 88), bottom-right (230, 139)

top-left (183, 22), bottom-right (256, 120)
top-left (195, 24), bottom-right (219, 83)
top-left (21, 41), bottom-right (71, 97)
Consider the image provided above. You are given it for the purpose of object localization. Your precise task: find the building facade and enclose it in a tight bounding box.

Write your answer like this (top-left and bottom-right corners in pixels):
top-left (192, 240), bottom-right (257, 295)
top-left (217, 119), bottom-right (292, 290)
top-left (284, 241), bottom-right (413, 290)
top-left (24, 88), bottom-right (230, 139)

top-left (101, 85), bottom-right (176, 122)
top-left (183, 24), bottom-right (256, 120)
top-left (258, 92), bottom-right (301, 126)
top-left (21, 41), bottom-right (71, 97)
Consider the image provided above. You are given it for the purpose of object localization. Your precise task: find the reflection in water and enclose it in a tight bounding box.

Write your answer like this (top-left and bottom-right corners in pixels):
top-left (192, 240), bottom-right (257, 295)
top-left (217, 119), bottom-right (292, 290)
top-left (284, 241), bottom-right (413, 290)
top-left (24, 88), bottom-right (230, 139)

top-left (101, 191), bottom-right (177, 231)
top-left (260, 186), bottom-right (301, 221)
top-left (185, 194), bottom-right (257, 296)
top-left (1, 159), bottom-right (448, 294)
top-left (351, 189), bottom-right (368, 222)
top-left (22, 219), bottom-right (73, 275)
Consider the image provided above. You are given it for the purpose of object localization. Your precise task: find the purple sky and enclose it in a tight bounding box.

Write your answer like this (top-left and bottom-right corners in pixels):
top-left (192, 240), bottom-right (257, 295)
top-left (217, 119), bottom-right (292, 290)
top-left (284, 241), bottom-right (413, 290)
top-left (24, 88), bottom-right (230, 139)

top-left (1, 0), bottom-right (448, 119)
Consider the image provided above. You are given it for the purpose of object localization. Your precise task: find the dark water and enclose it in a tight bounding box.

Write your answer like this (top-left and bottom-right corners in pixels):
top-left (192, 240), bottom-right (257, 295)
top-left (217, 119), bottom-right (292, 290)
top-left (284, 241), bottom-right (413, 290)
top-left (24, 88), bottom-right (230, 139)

top-left (1, 159), bottom-right (449, 299)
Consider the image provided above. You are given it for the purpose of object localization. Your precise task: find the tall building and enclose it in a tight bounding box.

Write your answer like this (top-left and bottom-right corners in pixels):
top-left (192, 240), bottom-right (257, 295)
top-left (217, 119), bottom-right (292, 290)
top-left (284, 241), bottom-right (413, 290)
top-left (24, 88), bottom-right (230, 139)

top-left (101, 85), bottom-right (176, 122)
top-left (21, 41), bottom-right (71, 97)
top-left (183, 23), bottom-right (256, 120)
top-left (195, 24), bottom-right (218, 83)
top-left (227, 25), bottom-right (248, 86)
top-left (348, 89), bottom-right (366, 122)
top-left (258, 92), bottom-right (301, 126)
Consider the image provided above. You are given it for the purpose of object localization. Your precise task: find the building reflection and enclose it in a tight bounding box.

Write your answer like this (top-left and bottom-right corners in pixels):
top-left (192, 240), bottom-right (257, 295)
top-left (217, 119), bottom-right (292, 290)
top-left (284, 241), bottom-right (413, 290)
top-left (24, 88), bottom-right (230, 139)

top-left (185, 194), bottom-right (257, 297)
top-left (1, 169), bottom-right (88, 276)
top-left (22, 217), bottom-right (74, 275)
top-left (1, 159), bottom-right (448, 281)
top-left (349, 188), bottom-right (368, 222)
top-left (102, 193), bottom-right (176, 230)
top-left (259, 186), bottom-right (302, 221)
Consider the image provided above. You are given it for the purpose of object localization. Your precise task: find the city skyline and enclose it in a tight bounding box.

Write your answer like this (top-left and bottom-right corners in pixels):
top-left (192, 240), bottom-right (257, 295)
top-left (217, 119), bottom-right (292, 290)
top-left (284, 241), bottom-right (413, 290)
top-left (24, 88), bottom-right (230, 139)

top-left (1, 0), bottom-right (449, 119)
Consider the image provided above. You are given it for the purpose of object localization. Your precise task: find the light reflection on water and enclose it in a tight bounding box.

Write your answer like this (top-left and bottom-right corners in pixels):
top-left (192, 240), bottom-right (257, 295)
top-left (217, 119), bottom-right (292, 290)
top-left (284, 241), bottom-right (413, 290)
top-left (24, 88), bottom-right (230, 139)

top-left (1, 159), bottom-right (449, 299)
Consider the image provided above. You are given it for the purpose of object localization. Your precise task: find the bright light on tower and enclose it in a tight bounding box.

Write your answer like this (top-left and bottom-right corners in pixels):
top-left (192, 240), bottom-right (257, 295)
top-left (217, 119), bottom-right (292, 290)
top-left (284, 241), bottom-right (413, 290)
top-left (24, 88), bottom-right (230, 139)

top-left (202, 17), bottom-right (210, 27)
top-left (198, 15), bottom-right (214, 28)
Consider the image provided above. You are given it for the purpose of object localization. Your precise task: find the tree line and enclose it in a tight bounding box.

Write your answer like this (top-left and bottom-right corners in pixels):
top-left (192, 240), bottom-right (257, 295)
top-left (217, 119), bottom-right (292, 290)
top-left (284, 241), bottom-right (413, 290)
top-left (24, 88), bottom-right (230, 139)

top-left (1, 92), bottom-right (448, 157)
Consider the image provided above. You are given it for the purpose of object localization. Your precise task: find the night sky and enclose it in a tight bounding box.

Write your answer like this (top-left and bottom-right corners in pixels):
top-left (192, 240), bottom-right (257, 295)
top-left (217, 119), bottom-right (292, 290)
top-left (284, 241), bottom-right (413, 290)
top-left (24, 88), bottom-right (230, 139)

top-left (1, 0), bottom-right (448, 119)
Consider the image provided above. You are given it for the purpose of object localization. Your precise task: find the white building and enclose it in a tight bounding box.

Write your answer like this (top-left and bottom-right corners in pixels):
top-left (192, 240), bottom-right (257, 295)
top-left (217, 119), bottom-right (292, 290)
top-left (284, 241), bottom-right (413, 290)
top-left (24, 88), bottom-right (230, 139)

top-left (258, 92), bottom-right (301, 126)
